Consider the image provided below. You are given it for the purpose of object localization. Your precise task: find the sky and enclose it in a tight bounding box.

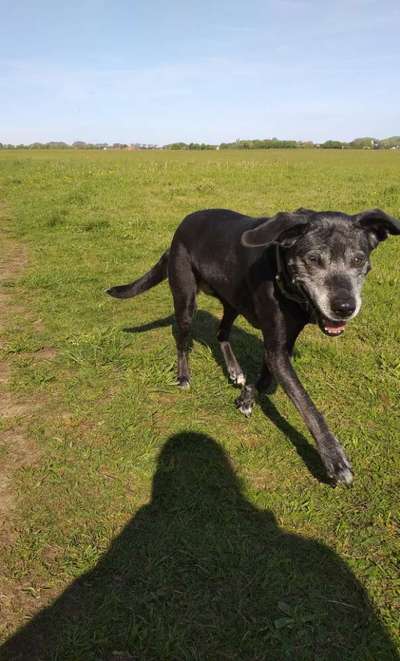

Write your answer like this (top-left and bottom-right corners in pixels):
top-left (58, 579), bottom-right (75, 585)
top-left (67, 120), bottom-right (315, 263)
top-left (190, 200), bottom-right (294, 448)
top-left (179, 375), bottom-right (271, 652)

top-left (1, 0), bottom-right (399, 145)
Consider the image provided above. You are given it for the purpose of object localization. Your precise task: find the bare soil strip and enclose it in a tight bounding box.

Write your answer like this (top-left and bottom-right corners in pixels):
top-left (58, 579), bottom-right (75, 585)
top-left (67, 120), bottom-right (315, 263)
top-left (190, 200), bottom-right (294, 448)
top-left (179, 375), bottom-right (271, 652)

top-left (0, 213), bottom-right (38, 537)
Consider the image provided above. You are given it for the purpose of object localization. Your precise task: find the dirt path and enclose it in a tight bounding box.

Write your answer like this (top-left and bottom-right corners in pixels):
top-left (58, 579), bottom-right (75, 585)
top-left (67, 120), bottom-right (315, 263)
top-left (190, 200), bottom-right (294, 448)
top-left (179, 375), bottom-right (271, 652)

top-left (0, 207), bottom-right (45, 639)
top-left (0, 208), bottom-right (38, 540)
top-left (0, 206), bottom-right (64, 643)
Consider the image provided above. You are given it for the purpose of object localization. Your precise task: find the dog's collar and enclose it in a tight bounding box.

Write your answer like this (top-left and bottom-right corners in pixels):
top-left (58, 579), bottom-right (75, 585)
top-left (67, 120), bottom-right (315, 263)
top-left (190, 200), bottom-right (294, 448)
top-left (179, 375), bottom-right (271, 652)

top-left (274, 244), bottom-right (314, 316)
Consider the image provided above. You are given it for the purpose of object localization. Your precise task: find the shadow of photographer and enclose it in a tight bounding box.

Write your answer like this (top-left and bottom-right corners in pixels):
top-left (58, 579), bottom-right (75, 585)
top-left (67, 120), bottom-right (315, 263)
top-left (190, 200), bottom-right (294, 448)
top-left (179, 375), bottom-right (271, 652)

top-left (1, 432), bottom-right (397, 660)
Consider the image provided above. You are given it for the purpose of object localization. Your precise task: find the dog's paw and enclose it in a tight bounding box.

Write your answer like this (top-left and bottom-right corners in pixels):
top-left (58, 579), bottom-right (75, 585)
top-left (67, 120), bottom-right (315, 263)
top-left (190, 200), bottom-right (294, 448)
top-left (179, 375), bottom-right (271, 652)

top-left (177, 378), bottom-right (190, 390)
top-left (322, 443), bottom-right (353, 486)
top-left (235, 399), bottom-right (253, 417)
top-left (229, 370), bottom-right (246, 387)
top-left (235, 385), bottom-right (255, 418)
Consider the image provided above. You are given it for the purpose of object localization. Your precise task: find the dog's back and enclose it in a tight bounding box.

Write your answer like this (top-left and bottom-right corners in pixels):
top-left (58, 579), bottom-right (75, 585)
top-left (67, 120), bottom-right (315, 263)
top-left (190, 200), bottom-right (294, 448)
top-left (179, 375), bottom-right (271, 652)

top-left (169, 209), bottom-right (269, 309)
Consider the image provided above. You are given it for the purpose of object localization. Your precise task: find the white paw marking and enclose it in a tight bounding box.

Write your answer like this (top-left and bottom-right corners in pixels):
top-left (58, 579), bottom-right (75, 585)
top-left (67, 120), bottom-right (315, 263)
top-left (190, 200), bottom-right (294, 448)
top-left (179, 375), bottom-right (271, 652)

top-left (238, 403), bottom-right (253, 417)
top-left (178, 380), bottom-right (190, 390)
top-left (229, 371), bottom-right (246, 386)
top-left (337, 467), bottom-right (353, 486)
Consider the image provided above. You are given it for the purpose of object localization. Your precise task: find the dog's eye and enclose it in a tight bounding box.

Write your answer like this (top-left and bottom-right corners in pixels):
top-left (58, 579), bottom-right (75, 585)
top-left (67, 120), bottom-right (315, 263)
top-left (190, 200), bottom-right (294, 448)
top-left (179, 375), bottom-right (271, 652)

top-left (307, 253), bottom-right (322, 265)
top-left (352, 255), bottom-right (366, 267)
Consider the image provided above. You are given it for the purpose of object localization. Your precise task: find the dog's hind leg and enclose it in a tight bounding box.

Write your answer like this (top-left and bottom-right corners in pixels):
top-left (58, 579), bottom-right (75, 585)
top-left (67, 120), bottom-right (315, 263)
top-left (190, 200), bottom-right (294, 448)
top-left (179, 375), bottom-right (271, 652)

top-left (169, 245), bottom-right (197, 389)
top-left (217, 304), bottom-right (245, 386)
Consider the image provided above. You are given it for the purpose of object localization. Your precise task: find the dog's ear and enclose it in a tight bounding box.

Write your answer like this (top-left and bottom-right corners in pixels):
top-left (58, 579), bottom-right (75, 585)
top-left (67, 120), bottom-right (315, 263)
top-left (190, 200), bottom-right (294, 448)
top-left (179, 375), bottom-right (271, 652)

top-left (241, 212), bottom-right (310, 248)
top-left (353, 208), bottom-right (400, 246)
top-left (293, 207), bottom-right (316, 215)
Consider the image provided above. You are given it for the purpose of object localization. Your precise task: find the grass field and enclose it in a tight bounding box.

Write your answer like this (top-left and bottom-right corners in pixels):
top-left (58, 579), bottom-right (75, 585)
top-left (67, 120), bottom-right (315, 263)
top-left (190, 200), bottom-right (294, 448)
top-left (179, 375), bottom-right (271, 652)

top-left (0, 148), bottom-right (399, 660)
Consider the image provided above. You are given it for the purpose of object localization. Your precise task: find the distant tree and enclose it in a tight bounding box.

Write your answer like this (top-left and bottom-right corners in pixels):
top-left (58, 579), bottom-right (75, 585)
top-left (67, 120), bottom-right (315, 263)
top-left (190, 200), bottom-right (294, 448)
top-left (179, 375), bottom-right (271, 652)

top-left (163, 142), bottom-right (188, 150)
top-left (349, 137), bottom-right (376, 149)
top-left (320, 140), bottom-right (345, 149)
top-left (376, 136), bottom-right (400, 149)
top-left (47, 141), bottom-right (69, 149)
top-left (220, 138), bottom-right (298, 150)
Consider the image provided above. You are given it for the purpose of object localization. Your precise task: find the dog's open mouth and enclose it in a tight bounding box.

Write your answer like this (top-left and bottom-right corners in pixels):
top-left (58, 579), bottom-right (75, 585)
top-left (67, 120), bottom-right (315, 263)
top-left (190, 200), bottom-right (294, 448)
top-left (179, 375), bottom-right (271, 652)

top-left (319, 317), bottom-right (347, 337)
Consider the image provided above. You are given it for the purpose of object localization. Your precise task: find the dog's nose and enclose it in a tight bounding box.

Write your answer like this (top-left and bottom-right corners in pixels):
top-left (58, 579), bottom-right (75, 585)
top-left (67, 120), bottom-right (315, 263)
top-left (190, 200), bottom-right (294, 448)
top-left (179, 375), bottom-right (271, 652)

top-left (331, 298), bottom-right (356, 318)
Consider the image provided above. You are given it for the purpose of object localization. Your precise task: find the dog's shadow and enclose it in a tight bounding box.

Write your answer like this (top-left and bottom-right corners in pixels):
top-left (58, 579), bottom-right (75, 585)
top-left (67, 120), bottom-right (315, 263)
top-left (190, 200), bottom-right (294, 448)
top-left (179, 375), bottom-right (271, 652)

top-left (124, 309), bottom-right (329, 484)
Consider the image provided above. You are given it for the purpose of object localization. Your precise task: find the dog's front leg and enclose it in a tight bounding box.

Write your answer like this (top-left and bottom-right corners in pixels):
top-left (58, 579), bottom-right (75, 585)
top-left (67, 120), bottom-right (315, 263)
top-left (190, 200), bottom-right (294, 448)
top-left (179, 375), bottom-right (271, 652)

top-left (265, 349), bottom-right (353, 486)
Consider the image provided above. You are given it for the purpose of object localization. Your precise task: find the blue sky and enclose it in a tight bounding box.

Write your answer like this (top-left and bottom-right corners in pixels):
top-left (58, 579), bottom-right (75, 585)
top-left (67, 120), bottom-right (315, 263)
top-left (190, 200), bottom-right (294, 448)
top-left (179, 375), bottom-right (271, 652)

top-left (1, 0), bottom-right (399, 144)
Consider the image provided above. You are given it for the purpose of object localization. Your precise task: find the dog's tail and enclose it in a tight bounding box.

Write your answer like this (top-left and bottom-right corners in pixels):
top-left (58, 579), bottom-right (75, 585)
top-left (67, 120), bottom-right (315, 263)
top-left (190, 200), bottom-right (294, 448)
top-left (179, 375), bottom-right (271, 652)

top-left (107, 250), bottom-right (169, 299)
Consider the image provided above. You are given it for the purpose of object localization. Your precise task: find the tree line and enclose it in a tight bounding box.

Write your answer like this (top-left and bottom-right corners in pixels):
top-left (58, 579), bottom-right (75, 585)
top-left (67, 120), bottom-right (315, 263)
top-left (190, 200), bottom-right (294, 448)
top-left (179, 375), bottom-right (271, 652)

top-left (162, 136), bottom-right (400, 150)
top-left (0, 141), bottom-right (157, 150)
top-left (1, 137), bottom-right (400, 150)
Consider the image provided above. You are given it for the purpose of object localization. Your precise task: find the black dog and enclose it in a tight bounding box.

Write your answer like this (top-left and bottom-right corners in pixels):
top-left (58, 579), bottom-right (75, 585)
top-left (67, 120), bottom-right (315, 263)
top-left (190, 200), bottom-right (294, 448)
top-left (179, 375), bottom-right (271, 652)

top-left (108, 208), bottom-right (400, 485)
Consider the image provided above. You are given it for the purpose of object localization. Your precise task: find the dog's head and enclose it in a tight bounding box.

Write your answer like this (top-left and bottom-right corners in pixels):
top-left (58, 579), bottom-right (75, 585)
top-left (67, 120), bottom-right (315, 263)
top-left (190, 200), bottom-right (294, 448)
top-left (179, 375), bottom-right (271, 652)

top-left (241, 208), bottom-right (400, 336)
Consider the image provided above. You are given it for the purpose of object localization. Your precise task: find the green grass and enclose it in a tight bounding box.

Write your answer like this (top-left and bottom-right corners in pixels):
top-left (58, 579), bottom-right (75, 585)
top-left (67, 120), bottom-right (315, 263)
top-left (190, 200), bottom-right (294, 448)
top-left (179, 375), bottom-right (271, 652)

top-left (0, 149), bottom-right (399, 660)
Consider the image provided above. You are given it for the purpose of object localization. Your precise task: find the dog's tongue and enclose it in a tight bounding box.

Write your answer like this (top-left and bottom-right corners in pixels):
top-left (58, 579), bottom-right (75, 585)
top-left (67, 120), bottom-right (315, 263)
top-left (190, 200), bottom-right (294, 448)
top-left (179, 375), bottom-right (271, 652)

top-left (323, 319), bottom-right (346, 335)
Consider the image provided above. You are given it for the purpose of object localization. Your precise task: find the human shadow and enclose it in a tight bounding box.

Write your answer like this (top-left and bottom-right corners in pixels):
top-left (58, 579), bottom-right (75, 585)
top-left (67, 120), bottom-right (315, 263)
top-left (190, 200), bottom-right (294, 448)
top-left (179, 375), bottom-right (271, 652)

top-left (125, 310), bottom-right (328, 484)
top-left (1, 432), bottom-right (397, 660)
